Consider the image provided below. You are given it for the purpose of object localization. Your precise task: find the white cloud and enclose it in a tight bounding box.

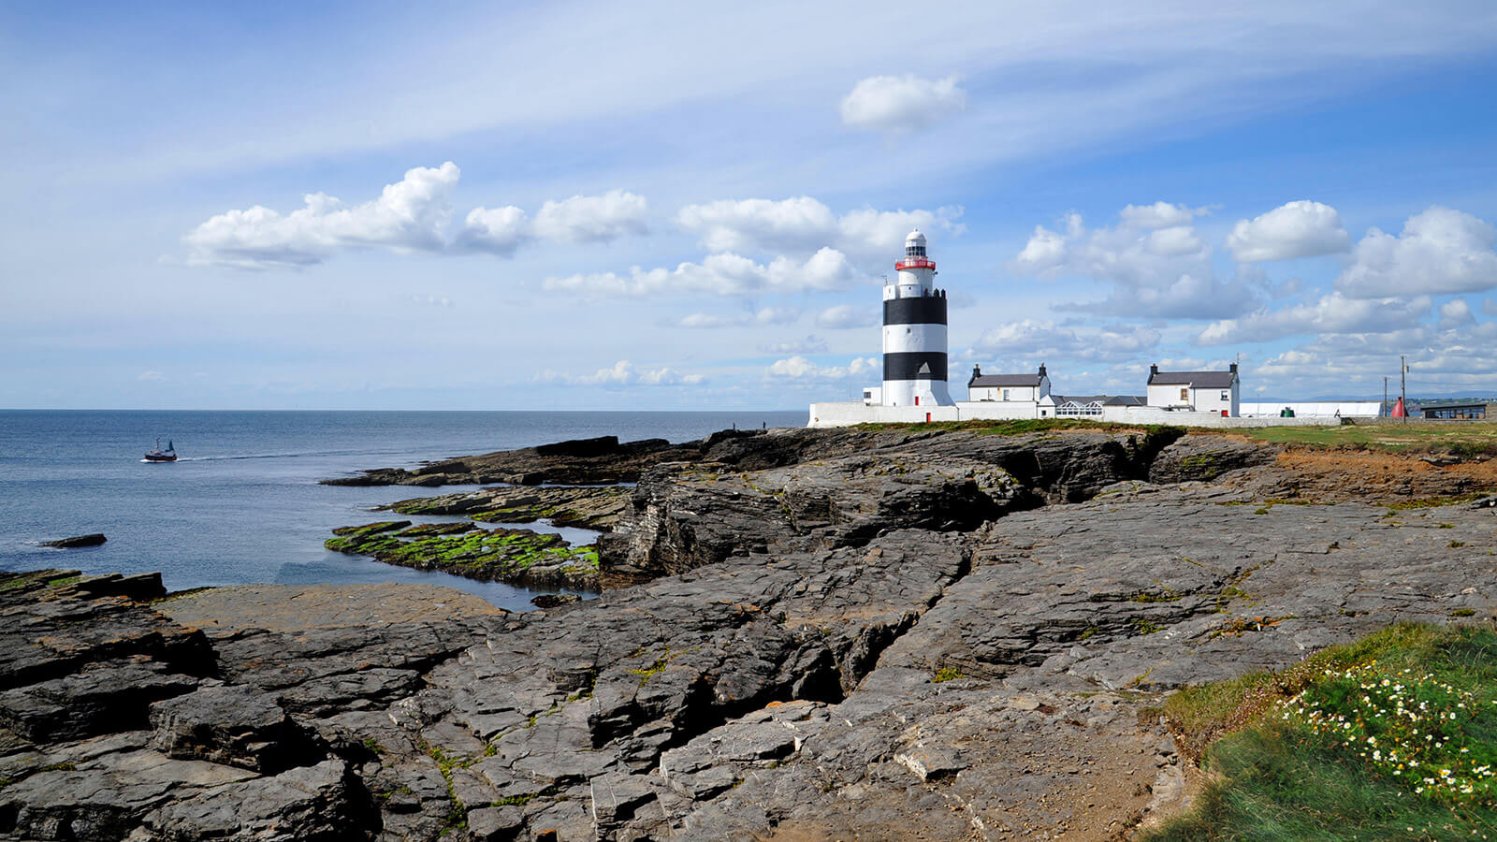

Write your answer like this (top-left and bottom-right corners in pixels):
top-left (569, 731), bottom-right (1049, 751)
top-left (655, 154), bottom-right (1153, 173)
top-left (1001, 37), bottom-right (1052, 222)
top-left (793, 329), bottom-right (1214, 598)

top-left (758, 335), bottom-right (828, 355)
top-left (767, 355), bottom-right (878, 380)
top-left (1438, 298), bottom-right (1476, 328)
top-left (188, 165), bottom-right (650, 265)
top-left (137, 370), bottom-right (165, 382)
top-left (1226, 200), bottom-right (1350, 262)
top-left (677, 197), bottom-right (837, 253)
top-left (676, 196), bottom-right (962, 261)
top-left (1012, 203), bottom-right (1258, 319)
top-left (815, 304), bottom-right (879, 329)
top-left (1197, 291), bottom-right (1430, 345)
top-left (1119, 201), bottom-right (1206, 230)
top-left (675, 307), bottom-right (799, 329)
top-left (969, 319), bottom-right (1161, 363)
top-left (539, 359), bottom-right (704, 387)
top-left (544, 247), bottom-right (857, 297)
top-left (185, 162), bottom-right (461, 268)
top-left (457, 205), bottom-right (529, 256)
top-left (837, 207), bottom-right (966, 259)
top-left (1336, 207), bottom-right (1497, 298)
top-left (532, 190), bottom-right (649, 243)
top-left (840, 74), bottom-right (966, 133)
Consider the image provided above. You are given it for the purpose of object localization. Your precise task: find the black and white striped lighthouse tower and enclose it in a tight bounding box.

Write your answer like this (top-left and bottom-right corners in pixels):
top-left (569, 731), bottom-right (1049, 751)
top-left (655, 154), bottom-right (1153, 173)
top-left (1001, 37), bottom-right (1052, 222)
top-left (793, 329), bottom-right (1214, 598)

top-left (881, 229), bottom-right (953, 407)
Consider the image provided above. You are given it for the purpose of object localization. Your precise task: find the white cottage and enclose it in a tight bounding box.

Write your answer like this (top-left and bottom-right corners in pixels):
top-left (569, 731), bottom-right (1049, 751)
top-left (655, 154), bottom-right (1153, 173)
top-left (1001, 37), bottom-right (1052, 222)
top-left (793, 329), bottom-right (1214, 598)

top-left (967, 364), bottom-right (1051, 402)
top-left (1145, 363), bottom-right (1240, 416)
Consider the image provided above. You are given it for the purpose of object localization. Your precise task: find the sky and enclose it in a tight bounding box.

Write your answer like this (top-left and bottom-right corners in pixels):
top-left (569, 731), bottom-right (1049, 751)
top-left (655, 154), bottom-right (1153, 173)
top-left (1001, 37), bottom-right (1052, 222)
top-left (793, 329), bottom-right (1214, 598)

top-left (3, 1), bottom-right (1497, 410)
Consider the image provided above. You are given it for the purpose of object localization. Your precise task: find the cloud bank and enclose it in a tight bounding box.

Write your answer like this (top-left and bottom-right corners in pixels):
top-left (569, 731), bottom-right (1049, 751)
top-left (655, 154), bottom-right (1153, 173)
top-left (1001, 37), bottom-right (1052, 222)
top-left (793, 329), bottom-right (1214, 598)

top-left (186, 164), bottom-right (648, 268)
top-left (186, 162), bottom-right (461, 269)
top-left (1011, 202), bottom-right (1257, 319)
top-left (1336, 207), bottom-right (1497, 298)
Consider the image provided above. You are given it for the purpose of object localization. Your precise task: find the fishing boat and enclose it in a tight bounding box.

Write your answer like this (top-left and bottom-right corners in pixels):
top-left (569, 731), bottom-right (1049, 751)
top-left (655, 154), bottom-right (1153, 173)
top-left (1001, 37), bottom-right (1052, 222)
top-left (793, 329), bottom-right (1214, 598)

top-left (143, 438), bottom-right (178, 463)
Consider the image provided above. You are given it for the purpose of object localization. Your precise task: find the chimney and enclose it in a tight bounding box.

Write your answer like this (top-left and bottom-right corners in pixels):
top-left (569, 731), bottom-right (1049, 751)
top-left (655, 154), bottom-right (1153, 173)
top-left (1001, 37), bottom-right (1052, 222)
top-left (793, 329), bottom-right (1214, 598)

top-left (1229, 362), bottom-right (1238, 374)
top-left (1150, 363), bottom-right (1159, 376)
top-left (969, 364), bottom-right (981, 385)
top-left (1038, 362), bottom-right (1047, 378)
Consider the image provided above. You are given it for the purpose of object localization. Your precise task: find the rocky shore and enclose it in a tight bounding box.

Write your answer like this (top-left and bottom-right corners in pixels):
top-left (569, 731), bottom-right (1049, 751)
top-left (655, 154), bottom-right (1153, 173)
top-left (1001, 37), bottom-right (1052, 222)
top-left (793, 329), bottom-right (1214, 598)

top-left (3, 424), bottom-right (1493, 840)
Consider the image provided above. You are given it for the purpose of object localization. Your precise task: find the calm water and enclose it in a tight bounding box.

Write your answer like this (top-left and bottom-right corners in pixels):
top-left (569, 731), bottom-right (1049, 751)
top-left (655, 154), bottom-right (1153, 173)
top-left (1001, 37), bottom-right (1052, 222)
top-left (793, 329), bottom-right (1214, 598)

top-left (0, 410), bottom-right (802, 610)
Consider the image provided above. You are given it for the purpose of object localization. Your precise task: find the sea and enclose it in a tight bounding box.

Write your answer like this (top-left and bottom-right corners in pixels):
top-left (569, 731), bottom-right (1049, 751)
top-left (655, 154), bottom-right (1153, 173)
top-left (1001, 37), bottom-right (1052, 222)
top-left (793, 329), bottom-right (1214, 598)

top-left (0, 410), bottom-right (804, 611)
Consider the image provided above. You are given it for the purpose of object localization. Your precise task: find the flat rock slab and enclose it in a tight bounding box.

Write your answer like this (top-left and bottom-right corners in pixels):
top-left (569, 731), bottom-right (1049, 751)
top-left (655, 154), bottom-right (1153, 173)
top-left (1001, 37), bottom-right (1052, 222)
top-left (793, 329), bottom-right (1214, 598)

top-left (40, 533), bottom-right (108, 549)
top-left (157, 583), bottom-right (504, 633)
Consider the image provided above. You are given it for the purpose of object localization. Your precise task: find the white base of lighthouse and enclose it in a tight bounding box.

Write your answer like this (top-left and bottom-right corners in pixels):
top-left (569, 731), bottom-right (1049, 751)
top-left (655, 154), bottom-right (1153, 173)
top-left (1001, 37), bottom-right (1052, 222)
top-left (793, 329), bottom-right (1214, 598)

top-left (880, 379), bottom-right (953, 408)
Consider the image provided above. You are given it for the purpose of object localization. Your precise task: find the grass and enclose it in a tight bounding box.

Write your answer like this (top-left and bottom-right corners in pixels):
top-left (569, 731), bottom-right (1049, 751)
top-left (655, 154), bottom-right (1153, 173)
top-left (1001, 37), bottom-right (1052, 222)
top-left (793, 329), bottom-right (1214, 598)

top-left (1145, 623), bottom-right (1497, 840)
top-left (932, 665), bottom-right (965, 683)
top-left (1238, 421), bottom-right (1497, 458)
top-left (424, 743), bottom-right (475, 834)
top-left (857, 417), bottom-right (1185, 439)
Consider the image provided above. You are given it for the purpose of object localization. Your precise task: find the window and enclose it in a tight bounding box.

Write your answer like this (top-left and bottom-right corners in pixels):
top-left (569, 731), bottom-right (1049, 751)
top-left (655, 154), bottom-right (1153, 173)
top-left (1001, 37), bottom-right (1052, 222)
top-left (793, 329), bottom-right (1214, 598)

top-left (1180, 387), bottom-right (1189, 401)
top-left (1002, 389), bottom-right (1010, 400)
top-left (1220, 391), bottom-right (1230, 401)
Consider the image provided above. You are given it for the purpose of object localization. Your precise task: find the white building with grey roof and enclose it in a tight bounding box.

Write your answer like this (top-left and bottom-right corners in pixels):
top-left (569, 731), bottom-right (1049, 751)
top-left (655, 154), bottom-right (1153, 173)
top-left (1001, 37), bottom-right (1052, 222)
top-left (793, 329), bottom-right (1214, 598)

top-left (1145, 363), bottom-right (1240, 417)
top-left (967, 364), bottom-right (1051, 403)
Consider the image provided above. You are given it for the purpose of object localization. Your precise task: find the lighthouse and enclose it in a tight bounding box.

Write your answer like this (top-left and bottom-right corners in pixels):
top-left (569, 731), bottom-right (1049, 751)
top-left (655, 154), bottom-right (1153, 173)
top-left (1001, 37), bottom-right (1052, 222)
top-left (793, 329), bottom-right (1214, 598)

top-left (881, 229), bottom-right (953, 407)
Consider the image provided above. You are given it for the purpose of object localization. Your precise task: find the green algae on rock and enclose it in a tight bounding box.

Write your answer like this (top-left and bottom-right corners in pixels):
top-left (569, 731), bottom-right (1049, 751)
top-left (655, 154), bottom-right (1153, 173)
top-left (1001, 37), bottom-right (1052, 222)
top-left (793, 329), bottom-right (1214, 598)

top-left (325, 521), bottom-right (599, 590)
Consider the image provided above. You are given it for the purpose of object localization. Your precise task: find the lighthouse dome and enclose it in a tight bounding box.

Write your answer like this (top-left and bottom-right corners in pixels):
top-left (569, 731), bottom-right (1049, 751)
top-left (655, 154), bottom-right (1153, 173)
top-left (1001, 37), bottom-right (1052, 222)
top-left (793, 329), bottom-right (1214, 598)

top-left (904, 228), bottom-right (928, 259)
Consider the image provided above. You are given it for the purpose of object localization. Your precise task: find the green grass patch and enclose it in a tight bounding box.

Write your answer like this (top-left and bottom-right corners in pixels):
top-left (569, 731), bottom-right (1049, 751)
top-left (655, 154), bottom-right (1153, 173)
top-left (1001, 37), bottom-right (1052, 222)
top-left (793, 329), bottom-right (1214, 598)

top-left (1239, 421), bottom-right (1497, 458)
top-left (1146, 623), bottom-right (1497, 840)
top-left (1386, 493), bottom-right (1494, 511)
top-left (492, 794), bottom-right (534, 807)
top-left (1131, 587), bottom-right (1184, 604)
top-left (856, 417), bottom-right (1184, 439)
top-left (932, 665), bottom-right (965, 683)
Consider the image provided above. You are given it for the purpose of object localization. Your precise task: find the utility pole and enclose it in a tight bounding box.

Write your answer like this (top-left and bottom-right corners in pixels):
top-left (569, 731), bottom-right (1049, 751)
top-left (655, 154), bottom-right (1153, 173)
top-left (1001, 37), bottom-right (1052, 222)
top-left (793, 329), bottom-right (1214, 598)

top-left (1400, 355), bottom-right (1408, 424)
top-left (1383, 376), bottom-right (1389, 417)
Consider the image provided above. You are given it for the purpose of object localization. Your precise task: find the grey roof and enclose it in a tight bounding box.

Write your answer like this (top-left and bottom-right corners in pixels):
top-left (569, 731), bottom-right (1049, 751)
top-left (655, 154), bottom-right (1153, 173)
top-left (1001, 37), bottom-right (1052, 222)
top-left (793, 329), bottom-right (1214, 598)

top-left (1053, 394), bottom-right (1146, 407)
top-left (1148, 370), bottom-right (1237, 388)
top-left (971, 373), bottom-right (1044, 387)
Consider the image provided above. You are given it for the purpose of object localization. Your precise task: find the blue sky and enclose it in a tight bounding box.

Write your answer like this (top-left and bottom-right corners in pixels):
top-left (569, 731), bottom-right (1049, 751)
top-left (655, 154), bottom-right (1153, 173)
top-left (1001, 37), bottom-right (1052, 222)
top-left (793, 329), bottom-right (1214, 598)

top-left (4, 1), bottom-right (1496, 410)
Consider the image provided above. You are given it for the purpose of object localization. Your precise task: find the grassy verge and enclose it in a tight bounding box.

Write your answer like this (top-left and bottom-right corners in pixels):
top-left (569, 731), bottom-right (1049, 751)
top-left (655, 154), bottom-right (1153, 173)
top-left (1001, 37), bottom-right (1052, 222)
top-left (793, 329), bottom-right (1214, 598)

top-left (1238, 421), bottom-right (1497, 458)
top-left (858, 418), bottom-right (1183, 437)
top-left (1146, 623), bottom-right (1497, 840)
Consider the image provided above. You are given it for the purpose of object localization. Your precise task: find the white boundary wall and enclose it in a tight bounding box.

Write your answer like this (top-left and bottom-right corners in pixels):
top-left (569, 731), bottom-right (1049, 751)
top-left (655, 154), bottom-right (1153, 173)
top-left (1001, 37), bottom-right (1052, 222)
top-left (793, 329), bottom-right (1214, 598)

top-left (809, 401), bottom-right (1346, 429)
top-left (1240, 401), bottom-right (1383, 418)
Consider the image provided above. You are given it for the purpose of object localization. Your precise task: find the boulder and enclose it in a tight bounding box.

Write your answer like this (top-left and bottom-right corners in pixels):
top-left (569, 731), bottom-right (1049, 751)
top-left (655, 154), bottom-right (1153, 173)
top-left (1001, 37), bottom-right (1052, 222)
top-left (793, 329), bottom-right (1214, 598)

top-left (41, 533), bottom-right (107, 549)
top-left (148, 685), bottom-right (322, 773)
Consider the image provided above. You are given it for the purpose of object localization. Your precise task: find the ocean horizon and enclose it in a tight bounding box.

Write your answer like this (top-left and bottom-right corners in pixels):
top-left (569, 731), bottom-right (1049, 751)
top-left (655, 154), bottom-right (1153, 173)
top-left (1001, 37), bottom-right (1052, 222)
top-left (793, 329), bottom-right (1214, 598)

top-left (0, 409), bottom-right (805, 611)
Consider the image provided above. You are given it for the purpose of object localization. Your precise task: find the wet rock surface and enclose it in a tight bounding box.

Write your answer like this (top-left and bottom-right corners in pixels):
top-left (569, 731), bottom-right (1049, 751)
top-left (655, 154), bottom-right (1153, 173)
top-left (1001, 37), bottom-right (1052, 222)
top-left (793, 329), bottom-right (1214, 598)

top-left (385, 486), bottom-right (629, 531)
top-left (3, 428), bottom-right (1494, 840)
top-left (39, 534), bottom-right (108, 549)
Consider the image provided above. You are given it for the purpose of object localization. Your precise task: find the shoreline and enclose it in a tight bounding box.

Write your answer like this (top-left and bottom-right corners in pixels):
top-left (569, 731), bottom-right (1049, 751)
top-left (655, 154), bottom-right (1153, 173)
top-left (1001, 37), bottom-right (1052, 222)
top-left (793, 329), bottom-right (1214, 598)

top-left (2, 422), bottom-right (1494, 840)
